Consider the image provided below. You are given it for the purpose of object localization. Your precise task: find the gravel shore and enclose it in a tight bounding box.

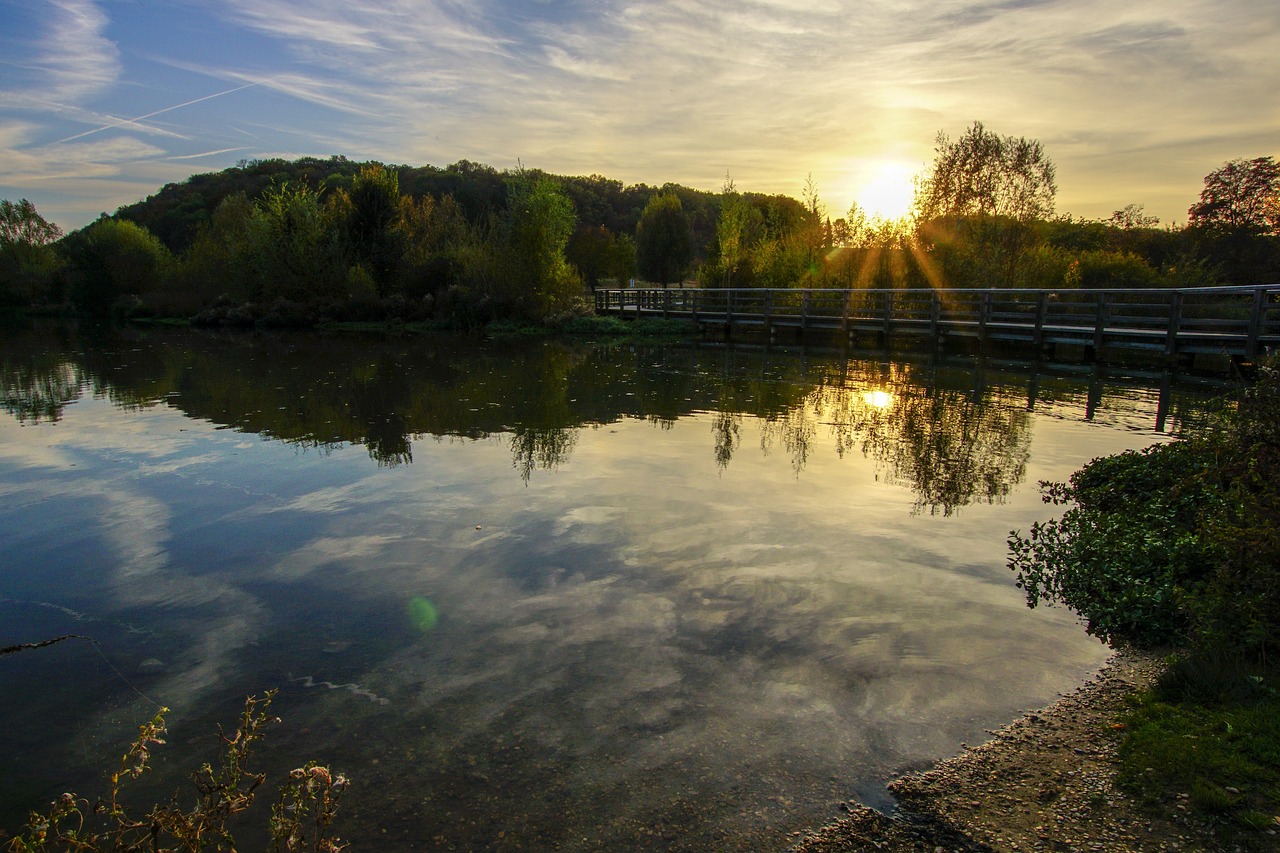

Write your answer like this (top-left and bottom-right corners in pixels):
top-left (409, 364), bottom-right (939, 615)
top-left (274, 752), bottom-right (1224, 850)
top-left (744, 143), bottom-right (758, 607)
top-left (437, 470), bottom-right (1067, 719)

top-left (790, 648), bottom-right (1266, 853)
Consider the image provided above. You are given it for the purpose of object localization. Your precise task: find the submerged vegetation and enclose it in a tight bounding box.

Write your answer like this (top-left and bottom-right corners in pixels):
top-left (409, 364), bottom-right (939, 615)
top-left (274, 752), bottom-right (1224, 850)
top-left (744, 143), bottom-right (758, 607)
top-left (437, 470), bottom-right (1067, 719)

top-left (1010, 355), bottom-right (1280, 841)
top-left (6, 693), bottom-right (348, 853)
top-left (1, 124), bottom-right (1277, 328)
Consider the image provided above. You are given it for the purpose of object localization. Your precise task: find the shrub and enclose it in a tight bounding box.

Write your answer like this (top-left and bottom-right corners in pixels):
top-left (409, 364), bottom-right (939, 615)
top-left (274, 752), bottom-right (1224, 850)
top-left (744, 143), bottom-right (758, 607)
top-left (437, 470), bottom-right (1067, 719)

top-left (1009, 356), bottom-right (1280, 661)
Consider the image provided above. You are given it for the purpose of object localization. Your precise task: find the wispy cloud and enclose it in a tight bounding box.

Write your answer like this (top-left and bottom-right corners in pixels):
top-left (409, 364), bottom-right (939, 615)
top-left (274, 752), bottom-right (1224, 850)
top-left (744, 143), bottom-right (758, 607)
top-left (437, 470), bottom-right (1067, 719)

top-left (37, 0), bottom-right (120, 101)
top-left (3, 0), bottom-right (1277, 228)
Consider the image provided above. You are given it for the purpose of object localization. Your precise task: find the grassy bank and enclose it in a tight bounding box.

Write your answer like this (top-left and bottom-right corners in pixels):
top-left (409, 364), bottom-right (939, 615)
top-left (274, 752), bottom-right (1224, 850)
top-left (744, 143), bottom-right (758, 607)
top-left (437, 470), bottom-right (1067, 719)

top-left (1117, 663), bottom-right (1280, 842)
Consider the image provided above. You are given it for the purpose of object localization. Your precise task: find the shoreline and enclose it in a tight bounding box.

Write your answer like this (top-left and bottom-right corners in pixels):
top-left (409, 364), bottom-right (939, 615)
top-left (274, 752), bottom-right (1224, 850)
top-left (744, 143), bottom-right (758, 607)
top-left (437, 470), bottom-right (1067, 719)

top-left (791, 648), bottom-right (1236, 852)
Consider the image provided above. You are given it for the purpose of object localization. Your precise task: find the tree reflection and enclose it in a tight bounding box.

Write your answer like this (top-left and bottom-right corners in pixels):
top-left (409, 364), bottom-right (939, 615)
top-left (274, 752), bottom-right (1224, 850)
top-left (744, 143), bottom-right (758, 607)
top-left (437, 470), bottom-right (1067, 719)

top-left (1, 359), bottom-right (81, 423)
top-left (511, 426), bottom-right (577, 483)
top-left (749, 361), bottom-right (1031, 514)
top-left (0, 322), bottom-right (1201, 512)
top-left (0, 323), bottom-right (85, 423)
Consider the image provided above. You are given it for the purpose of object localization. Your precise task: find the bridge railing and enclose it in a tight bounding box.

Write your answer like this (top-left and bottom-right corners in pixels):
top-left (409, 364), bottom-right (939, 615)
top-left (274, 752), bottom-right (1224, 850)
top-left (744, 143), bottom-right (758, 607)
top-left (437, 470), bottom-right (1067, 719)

top-left (596, 284), bottom-right (1280, 357)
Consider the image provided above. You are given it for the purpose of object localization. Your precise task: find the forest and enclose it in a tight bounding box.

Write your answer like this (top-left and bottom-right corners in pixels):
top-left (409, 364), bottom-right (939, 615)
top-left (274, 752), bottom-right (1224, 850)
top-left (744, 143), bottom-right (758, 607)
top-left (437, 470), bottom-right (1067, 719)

top-left (1, 123), bottom-right (1278, 328)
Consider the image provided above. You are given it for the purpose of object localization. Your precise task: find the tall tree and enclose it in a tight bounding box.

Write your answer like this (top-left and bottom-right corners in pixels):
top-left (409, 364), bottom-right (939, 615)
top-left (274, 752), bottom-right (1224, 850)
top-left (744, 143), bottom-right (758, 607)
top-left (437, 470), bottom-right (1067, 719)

top-left (1108, 203), bottom-right (1160, 230)
top-left (0, 199), bottom-right (62, 246)
top-left (715, 173), bottom-right (756, 287)
top-left (0, 199), bottom-right (64, 305)
top-left (915, 121), bottom-right (1056, 222)
top-left (914, 121), bottom-right (1057, 288)
top-left (330, 164), bottom-right (404, 292)
top-left (1187, 157), bottom-right (1280, 284)
top-left (567, 225), bottom-right (616, 291)
top-left (61, 217), bottom-right (172, 314)
top-left (503, 170), bottom-right (579, 316)
top-left (252, 181), bottom-right (342, 300)
top-left (636, 192), bottom-right (693, 287)
top-left (1188, 157), bottom-right (1280, 236)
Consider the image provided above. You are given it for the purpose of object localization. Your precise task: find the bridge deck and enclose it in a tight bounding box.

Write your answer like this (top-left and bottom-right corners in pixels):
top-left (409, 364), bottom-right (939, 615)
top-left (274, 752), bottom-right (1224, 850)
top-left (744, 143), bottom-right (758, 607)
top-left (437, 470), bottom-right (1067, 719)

top-left (595, 285), bottom-right (1280, 362)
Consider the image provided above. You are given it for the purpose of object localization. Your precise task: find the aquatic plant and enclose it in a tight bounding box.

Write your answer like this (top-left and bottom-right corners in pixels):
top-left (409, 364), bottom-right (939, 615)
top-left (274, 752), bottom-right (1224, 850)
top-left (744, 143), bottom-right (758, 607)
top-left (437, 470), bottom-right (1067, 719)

top-left (7, 692), bottom-right (347, 853)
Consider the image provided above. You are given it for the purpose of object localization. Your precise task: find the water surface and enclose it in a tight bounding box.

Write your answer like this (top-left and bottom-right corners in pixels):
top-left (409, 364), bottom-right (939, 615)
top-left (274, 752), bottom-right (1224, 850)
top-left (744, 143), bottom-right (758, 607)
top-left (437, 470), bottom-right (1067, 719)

top-left (0, 321), bottom-right (1222, 850)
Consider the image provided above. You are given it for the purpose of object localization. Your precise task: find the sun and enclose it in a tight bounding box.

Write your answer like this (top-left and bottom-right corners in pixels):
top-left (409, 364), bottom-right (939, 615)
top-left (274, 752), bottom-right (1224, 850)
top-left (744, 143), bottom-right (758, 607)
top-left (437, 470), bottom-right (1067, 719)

top-left (857, 163), bottom-right (916, 221)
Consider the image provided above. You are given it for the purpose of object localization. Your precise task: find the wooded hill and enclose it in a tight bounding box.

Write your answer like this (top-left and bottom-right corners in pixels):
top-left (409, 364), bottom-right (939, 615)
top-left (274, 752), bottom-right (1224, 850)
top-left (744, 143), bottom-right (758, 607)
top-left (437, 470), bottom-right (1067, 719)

top-left (2, 123), bottom-right (1277, 327)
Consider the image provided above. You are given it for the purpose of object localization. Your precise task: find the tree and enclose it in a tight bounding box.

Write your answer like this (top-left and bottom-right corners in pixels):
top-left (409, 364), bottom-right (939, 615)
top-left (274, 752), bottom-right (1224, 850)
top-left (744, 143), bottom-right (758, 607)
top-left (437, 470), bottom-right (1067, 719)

top-left (1187, 157), bottom-right (1280, 284)
top-left (636, 192), bottom-right (693, 287)
top-left (61, 217), bottom-right (172, 314)
top-left (330, 164), bottom-right (404, 293)
top-left (1188, 157), bottom-right (1280, 236)
top-left (914, 121), bottom-right (1057, 288)
top-left (566, 225), bottom-right (618, 291)
top-left (0, 199), bottom-right (64, 305)
top-left (915, 121), bottom-right (1057, 223)
top-left (179, 192), bottom-right (269, 303)
top-left (1108, 203), bottom-right (1160, 230)
top-left (502, 170), bottom-right (580, 316)
top-left (252, 181), bottom-right (342, 301)
top-left (1, 198), bottom-right (62, 246)
top-left (714, 173), bottom-right (757, 287)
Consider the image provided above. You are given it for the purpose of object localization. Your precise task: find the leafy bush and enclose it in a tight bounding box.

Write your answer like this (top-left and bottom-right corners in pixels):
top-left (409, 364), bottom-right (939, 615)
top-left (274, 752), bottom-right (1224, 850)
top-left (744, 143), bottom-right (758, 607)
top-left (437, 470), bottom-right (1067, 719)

top-left (1009, 356), bottom-right (1280, 659)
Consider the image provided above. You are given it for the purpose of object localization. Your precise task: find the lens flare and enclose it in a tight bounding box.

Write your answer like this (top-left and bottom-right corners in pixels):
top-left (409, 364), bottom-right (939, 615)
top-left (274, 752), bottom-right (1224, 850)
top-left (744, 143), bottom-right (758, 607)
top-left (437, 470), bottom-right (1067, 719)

top-left (409, 596), bottom-right (439, 632)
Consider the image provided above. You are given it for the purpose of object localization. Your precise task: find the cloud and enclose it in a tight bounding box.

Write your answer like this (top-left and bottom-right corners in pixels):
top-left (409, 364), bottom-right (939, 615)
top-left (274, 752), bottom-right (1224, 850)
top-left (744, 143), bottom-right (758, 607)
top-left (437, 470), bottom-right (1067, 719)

top-left (4, 0), bottom-right (1278, 228)
top-left (35, 0), bottom-right (120, 102)
top-left (1, 125), bottom-right (166, 184)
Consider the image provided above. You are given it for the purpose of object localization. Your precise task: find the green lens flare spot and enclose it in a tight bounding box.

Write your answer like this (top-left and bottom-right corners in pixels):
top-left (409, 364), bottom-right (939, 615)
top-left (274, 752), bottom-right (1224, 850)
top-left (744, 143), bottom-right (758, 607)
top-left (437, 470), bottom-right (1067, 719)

top-left (408, 596), bottom-right (439, 632)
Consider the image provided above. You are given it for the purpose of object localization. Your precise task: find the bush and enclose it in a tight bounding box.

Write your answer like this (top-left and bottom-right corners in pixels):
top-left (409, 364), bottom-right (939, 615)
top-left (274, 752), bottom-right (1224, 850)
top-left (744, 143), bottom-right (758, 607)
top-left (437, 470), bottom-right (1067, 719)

top-left (61, 218), bottom-right (173, 315)
top-left (1009, 356), bottom-right (1280, 660)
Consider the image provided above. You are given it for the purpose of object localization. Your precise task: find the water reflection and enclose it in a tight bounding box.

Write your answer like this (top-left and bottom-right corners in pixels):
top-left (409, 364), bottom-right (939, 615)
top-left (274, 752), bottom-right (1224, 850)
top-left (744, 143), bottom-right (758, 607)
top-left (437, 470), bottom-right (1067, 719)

top-left (0, 320), bottom-right (1227, 851)
top-left (0, 321), bottom-right (1214, 513)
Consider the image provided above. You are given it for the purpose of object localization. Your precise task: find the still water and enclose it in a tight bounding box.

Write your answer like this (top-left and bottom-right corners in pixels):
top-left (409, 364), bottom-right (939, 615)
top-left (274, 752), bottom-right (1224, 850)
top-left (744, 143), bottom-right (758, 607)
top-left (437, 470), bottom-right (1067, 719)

top-left (0, 321), bottom-right (1222, 850)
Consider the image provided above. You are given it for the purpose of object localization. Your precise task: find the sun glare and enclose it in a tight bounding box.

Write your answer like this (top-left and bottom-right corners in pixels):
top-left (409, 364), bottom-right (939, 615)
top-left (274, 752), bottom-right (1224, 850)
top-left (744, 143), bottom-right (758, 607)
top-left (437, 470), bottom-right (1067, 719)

top-left (862, 389), bottom-right (894, 409)
top-left (857, 163), bottom-right (916, 221)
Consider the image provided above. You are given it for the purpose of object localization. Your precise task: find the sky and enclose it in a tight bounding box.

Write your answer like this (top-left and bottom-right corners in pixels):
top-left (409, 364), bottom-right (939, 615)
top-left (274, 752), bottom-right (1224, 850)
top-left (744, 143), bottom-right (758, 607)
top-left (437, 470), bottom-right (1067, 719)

top-left (1, 0), bottom-right (1277, 233)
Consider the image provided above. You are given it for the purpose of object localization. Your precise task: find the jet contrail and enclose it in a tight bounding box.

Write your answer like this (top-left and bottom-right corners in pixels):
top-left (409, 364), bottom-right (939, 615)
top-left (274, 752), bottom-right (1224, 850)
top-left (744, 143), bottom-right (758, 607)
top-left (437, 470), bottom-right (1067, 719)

top-left (52, 81), bottom-right (262, 145)
top-left (167, 146), bottom-right (250, 160)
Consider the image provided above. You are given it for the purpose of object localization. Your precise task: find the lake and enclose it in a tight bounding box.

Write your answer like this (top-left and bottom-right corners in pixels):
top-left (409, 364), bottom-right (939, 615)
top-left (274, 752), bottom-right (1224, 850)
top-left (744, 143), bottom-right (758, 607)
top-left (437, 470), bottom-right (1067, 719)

top-left (0, 320), bottom-right (1224, 850)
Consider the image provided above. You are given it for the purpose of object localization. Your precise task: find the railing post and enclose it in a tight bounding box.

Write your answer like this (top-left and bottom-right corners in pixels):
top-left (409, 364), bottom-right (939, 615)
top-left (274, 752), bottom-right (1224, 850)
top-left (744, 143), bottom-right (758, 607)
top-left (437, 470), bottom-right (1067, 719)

top-left (930, 291), bottom-right (940, 339)
top-left (1246, 287), bottom-right (1265, 358)
top-left (801, 290), bottom-right (810, 332)
top-left (1165, 291), bottom-right (1184, 358)
top-left (979, 290), bottom-right (991, 342)
top-left (842, 290), bottom-right (851, 334)
top-left (727, 288), bottom-right (735, 326)
top-left (881, 290), bottom-right (893, 337)
top-left (1033, 291), bottom-right (1048, 348)
top-left (764, 288), bottom-right (773, 332)
top-left (1093, 291), bottom-right (1109, 354)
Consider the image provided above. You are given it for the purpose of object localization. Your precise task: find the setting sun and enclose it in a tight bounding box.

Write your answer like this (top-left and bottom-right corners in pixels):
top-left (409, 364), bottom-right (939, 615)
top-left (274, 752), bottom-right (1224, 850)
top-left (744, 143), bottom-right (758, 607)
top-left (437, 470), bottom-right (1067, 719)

top-left (862, 389), bottom-right (895, 409)
top-left (856, 163), bottom-right (917, 221)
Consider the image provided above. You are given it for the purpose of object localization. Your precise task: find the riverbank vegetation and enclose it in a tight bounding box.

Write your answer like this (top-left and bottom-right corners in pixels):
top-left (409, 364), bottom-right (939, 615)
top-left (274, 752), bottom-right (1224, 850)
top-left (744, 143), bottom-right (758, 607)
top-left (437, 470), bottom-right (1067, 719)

top-left (5, 693), bottom-right (348, 853)
top-left (2, 125), bottom-right (1277, 328)
top-left (1010, 355), bottom-right (1280, 842)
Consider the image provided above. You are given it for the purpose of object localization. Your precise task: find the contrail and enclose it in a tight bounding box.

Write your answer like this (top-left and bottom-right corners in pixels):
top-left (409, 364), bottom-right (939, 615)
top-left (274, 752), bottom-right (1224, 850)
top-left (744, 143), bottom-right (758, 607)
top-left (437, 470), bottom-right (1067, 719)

top-left (52, 81), bottom-right (262, 145)
top-left (167, 146), bottom-right (249, 160)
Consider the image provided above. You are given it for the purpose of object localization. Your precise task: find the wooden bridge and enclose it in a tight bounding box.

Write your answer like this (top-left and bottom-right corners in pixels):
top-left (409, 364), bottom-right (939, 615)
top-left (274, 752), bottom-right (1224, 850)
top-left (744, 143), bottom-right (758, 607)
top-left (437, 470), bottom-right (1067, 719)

top-left (595, 284), bottom-right (1280, 365)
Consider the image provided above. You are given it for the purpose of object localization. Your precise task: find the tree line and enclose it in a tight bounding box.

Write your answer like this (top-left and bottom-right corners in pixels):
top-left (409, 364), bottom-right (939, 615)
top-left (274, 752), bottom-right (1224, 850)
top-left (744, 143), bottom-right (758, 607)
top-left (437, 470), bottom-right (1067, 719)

top-left (2, 123), bottom-right (1277, 326)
